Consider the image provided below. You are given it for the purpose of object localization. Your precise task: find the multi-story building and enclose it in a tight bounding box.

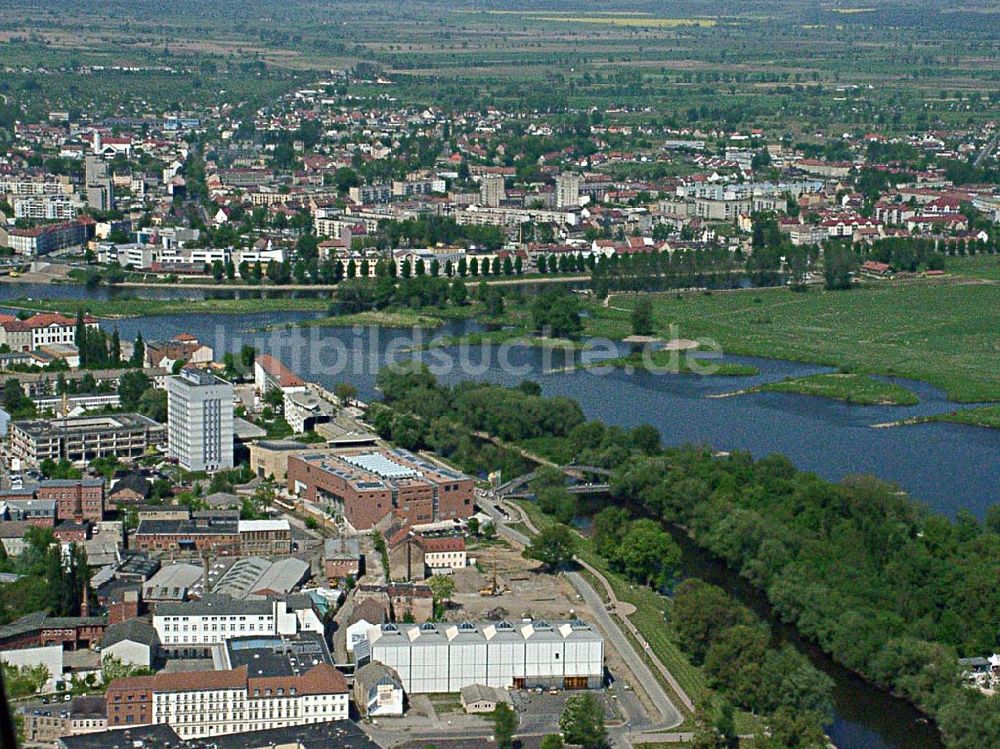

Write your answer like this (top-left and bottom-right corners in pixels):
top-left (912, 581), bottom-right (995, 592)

top-left (238, 519), bottom-right (292, 556)
top-left (7, 216), bottom-right (95, 255)
top-left (12, 194), bottom-right (80, 220)
top-left (348, 183), bottom-right (392, 204)
top-left (286, 449), bottom-right (474, 531)
top-left (151, 594), bottom-right (323, 658)
top-left (105, 659), bottom-right (348, 739)
top-left (479, 174), bottom-right (505, 207)
top-left (391, 178), bottom-right (445, 198)
top-left (132, 511), bottom-right (239, 554)
top-left (166, 368), bottom-right (234, 473)
top-left (8, 414), bottom-right (166, 466)
top-left (362, 619), bottom-right (604, 693)
top-left (36, 478), bottom-right (105, 523)
top-left (555, 172), bottom-right (581, 208)
top-left (0, 312), bottom-right (98, 352)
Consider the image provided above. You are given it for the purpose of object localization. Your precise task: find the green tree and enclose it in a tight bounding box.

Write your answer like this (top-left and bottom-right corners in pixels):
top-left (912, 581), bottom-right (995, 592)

top-left (559, 692), bottom-right (607, 749)
top-left (492, 703), bottom-right (518, 749)
top-left (539, 735), bottom-right (564, 749)
top-left (524, 524), bottom-right (577, 572)
top-left (631, 297), bottom-right (655, 336)
top-left (118, 370), bottom-right (151, 410)
top-left (427, 574), bottom-right (456, 604)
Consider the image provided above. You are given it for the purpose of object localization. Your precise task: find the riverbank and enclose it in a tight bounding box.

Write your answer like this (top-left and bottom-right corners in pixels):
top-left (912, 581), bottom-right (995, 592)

top-left (747, 373), bottom-right (920, 406)
top-left (583, 282), bottom-right (1000, 403)
top-left (263, 309), bottom-right (449, 330)
top-left (0, 295), bottom-right (331, 318)
top-left (874, 404), bottom-right (1000, 431)
top-left (578, 350), bottom-right (760, 377)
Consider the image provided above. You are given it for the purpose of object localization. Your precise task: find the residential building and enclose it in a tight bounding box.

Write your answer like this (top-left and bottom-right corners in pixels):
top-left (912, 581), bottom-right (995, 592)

top-left (166, 367), bottom-right (234, 472)
top-left (145, 334), bottom-right (214, 370)
top-left (555, 172), bottom-right (581, 208)
top-left (254, 354), bottom-right (306, 395)
top-left (0, 312), bottom-right (98, 352)
top-left (479, 174), bottom-right (505, 207)
top-left (7, 216), bottom-right (95, 256)
top-left (362, 619), bottom-right (604, 693)
top-left (286, 449), bottom-right (474, 531)
top-left (8, 414), bottom-right (166, 466)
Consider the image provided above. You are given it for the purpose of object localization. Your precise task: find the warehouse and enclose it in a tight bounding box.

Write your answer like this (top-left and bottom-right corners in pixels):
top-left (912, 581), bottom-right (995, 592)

top-left (362, 619), bottom-right (603, 694)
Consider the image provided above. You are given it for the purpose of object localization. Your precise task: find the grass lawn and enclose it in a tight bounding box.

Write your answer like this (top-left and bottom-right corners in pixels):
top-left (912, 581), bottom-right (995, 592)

top-left (752, 373), bottom-right (920, 406)
top-left (587, 283), bottom-right (1000, 402)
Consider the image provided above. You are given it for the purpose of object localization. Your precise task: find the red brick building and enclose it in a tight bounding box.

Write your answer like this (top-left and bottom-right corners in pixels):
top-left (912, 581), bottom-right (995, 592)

top-left (286, 449), bottom-right (473, 531)
top-left (105, 679), bottom-right (154, 727)
top-left (38, 478), bottom-right (105, 522)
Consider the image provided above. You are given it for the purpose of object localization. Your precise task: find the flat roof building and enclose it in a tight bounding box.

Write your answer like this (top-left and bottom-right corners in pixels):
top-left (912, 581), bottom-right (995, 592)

top-left (287, 448), bottom-right (473, 531)
top-left (8, 413), bottom-right (166, 466)
top-left (166, 368), bottom-right (234, 473)
top-left (363, 619), bottom-right (603, 694)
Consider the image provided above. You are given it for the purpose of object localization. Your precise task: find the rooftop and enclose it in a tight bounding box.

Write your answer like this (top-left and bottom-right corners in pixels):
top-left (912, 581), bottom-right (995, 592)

top-left (224, 632), bottom-right (332, 678)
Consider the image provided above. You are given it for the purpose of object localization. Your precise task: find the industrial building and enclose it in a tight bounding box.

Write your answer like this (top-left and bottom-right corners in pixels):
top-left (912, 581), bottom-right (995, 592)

top-left (286, 448), bottom-right (474, 530)
top-left (361, 619), bottom-right (604, 694)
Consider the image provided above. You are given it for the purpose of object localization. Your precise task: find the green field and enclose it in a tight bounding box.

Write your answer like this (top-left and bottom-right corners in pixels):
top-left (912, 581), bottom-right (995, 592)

top-left (269, 309), bottom-right (447, 330)
top-left (947, 255), bottom-right (1000, 281)
top-left (752, 373), bottom-right (920, 406)
top-left (586, 283), bottom-right (1000, 403)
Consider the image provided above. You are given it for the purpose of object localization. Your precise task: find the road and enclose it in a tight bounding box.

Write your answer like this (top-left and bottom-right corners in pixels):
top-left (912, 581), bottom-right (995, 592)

top-left (482, 492), bottom-right (687, 744)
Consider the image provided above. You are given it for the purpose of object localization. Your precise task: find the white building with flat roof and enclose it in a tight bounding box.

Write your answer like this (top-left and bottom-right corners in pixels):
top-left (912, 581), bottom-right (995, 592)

top-left (165, 367), bottom-right (234, 472)
top-left (363, 619), bottom-right (603, 693)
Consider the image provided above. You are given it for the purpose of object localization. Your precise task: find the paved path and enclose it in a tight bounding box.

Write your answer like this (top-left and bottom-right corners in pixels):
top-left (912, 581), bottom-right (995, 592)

top-left (482, 493), bottom-right (687, 738)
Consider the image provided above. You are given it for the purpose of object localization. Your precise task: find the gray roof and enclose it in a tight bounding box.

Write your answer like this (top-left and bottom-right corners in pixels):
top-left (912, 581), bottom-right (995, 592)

top-left (325, 536), bottom-right (360, 560)
top-left (102, 619), bottom-right (160, 648)
top-left (155, 594), bottom-right (272, 618)
top-left (211, 556), bottom-right (309, 598)
top-left (355, 662), bottom-right (402, 693)
top-left (460, 683), bottom-right (512, 705)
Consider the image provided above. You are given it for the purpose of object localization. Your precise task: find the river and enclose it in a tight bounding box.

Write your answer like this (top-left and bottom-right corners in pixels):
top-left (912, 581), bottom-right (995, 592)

top-left (2, 287), bottom-right (993, 749)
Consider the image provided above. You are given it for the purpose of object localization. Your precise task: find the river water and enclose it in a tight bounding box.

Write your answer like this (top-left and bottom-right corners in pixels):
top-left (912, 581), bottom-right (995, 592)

top-left (3, 285), bottom-right (993, 749)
